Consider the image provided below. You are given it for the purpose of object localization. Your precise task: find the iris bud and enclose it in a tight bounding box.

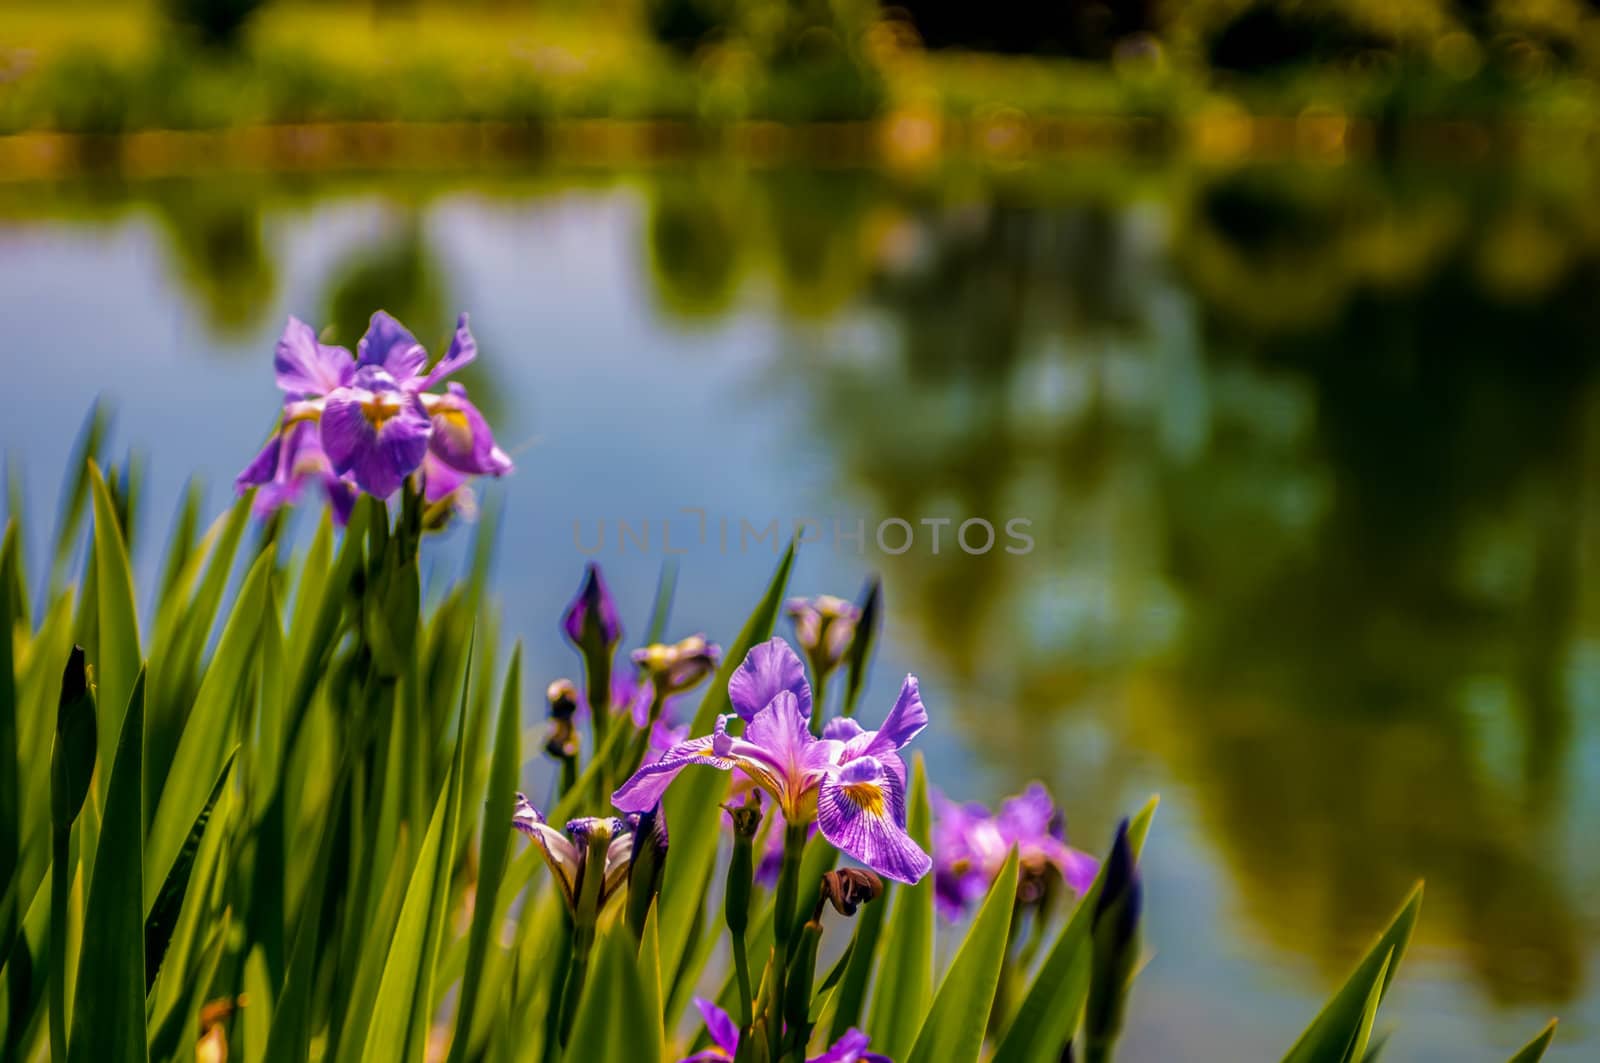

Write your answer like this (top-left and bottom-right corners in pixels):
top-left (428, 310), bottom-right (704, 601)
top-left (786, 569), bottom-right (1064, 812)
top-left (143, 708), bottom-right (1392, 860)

top-left (1086, 819), bottom-right (1142, 1063)
top-left (626, 806), bottom-right (669, 940)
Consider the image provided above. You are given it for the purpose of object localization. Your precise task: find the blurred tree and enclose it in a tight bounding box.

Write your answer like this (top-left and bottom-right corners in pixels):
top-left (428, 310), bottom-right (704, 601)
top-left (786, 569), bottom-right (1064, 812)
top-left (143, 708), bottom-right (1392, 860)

top-left (149, 179), bottom-right (278, 339)
top-left (896, 0), bottom-right (1162, 59)
top-left (166, 0), bottom-right (268, 50)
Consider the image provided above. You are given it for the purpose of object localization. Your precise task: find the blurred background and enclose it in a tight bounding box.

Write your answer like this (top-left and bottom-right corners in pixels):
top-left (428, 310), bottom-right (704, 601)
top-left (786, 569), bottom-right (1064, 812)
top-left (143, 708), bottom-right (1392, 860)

top-left (4, 1), bottom-right (1600, 1060)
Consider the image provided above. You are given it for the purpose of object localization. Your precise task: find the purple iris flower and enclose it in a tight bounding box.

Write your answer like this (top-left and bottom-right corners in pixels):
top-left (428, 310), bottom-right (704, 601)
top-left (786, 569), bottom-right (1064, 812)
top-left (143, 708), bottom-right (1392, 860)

top-left (252, 310), bottom-right (513, 502)
top-left (931, 783), bottom-right (1099, 921)
top-left (319, 363), bottom-right (433, 500)
top-left (679, 998), bottom-right (889, 1063)
top-left (235, 420), bottom-right (357, 525)
top-left (511, 793), bottom-right (633, 914)
top-left (562, 562), bottom-right (623, 650)
top-left (613, 638), bottom-right (932, 885)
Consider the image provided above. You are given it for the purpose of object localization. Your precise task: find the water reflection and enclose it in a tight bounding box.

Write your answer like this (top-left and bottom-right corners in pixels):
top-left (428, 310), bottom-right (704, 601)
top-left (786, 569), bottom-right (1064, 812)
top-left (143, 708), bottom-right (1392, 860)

top-left (654, 165), bottom-right (1600, 1010)
top-left (4, 158), bottom-right (1596, 1048)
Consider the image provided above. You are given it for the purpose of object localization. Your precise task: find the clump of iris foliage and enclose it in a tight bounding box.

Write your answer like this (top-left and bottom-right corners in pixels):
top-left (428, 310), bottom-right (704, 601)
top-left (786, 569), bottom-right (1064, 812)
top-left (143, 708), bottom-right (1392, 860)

top-left (0, 312), bottom-right (1562, 1062)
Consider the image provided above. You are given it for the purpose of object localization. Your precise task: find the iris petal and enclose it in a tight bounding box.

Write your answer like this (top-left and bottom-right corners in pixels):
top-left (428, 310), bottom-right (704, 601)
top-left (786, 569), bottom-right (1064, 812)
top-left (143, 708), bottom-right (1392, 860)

top-left (418, 313), bottom-right (478, 391)
top-left (427, 383), bottom-right (513, 476)
top-left (728, 638), bottom-right (812, 721)
top-left (356, 310), bottom-right (428, 382)
top-left (273, 315), bottom-right (354, 396)
top-left (817, 757), bottom-right (931, 885)
top-left (693, 998), bottom-right (740, 1057)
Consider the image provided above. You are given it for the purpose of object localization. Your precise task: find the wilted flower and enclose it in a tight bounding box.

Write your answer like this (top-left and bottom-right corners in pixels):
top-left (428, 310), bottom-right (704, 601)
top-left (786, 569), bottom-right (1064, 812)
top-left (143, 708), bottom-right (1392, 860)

top-left (561, 561), bottom-right (623, 652)
top-left (817, 868), bottom-right (885, 918)
top-left (679, 999), bottom-right (890, 1063)
top-left (511, 793), bottom-right (633, 918)
top-left (931, 783), bottom-right (1098, 921)
top-left (631, 634), bottom-right (721, 699)
top-left (786, 594), bottom-right (861, 678)
top-left (238, 311), bottom-right (512, 510)
top-left (613, 638), bottom-right (932, 884)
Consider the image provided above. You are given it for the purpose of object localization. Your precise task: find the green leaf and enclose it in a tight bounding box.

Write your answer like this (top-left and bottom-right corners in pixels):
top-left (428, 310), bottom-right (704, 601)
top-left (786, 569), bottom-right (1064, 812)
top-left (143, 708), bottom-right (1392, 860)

top-left (144, 747), bottom-right (236, 990)
top-left (1281, 883), bottom-right (1423, 1063)
top-left (1, 868), bottom-right (52, 1058)
top-left (147, 776), bottom-right (234, 1035)
top-left (68, 669), bottom-right (147, 1063)
top-left (866, 754), bottom-right (935, 1061)
top-left (145, 548), bottom-right (272, 903)
top-left (148, 495), bottom-right (250, 816)
top-left (357, 639), bottom-right (472, 1062)
top-left (446, 644), bottom-right (522, 1063)
top-left (646, 559), bottom-right (679, 645)
top-left (841, 574), bottom-right (881, 718)
top-left (87, 461), bottom-right (141, 754)
top-left (1506, 1019), bottom-right (1557, 1063)
top-left (0, 523), bottom-right (22, 929)
top-left (154, 479), bottom-right (202, 605)
top-left (907, 847), bottom-right (1020, 1063)
top-left (560, 923), bottom-right (657, 1063)
top-left (263, 783), bottom-right (345, 1063)
top-left (640, 904), bottom-right (665, 1055)
top-left (992, 795), bottom-right (1159, 1063)
top-left (48, 402), bottom-right (109, 594)
top-left (658, 541), bottom-right (796, 988)
top-left (1346, 949), bottom-right (1390, 1063)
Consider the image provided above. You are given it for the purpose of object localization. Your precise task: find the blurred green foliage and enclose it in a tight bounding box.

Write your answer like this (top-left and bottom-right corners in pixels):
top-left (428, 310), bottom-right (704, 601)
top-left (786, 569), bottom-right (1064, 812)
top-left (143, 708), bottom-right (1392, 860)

top-left (4, 0), bottom-right (1600, 135)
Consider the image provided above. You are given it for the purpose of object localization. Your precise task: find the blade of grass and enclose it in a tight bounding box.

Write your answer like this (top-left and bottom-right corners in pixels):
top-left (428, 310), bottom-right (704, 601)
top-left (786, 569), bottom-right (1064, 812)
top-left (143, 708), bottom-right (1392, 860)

top-left (447, 644), bottom-right (522, 1063)
top-left (145, 549), bottom-right (272, 902)
top-left (1281, 884), bottom-right (1423, 1063)
top-left (906, 847), bottom-right (1020, 1063)
top-left (86, 462), bottom-right (140, 759)
top-left (67, 669), bottom-right (146, 1063)
top-left (144, 747), bottom-right (237, 990)
top-left (1507, 1019), bottom-right (1558, 1063)
top-left (358, 636), bottom-right (472, 1061)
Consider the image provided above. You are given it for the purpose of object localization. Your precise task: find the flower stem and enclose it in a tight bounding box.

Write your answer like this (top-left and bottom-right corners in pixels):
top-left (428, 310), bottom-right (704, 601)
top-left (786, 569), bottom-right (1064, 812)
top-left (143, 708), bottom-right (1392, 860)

top-left (768, 822), bottom-right (808, 1060)
top-left (583, 649), bottom-right (611, 799)
top-left (556, 921), bottom-right (595, 1050)
top-left (808, 670), bottom-right (830, 736)
top-left (732, 928), bottom-right (754, 1030)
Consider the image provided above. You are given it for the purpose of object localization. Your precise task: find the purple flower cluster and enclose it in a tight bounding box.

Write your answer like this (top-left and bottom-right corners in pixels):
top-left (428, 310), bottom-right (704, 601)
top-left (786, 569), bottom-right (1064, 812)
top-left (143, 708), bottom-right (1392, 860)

top-left (236, 312), bottom-right (512, 522)
top-left (931, 783), bottom-right (1099, 920)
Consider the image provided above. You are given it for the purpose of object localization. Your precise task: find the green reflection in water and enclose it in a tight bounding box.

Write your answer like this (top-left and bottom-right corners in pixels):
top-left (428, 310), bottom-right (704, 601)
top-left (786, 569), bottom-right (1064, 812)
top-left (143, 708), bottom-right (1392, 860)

top-left (6, 157), bottom-right (1596, 1024)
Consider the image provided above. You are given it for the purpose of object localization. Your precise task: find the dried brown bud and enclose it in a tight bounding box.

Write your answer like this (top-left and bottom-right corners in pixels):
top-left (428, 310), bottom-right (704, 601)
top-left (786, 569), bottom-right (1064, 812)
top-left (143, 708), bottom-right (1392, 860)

top-left (819, 868), bottom-right (884, 918)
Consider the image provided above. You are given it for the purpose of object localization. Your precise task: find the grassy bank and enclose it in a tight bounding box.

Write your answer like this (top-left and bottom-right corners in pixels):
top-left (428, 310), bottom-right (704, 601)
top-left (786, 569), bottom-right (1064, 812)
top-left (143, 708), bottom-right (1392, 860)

top-left (7, 2), bottom-right (1600, 142)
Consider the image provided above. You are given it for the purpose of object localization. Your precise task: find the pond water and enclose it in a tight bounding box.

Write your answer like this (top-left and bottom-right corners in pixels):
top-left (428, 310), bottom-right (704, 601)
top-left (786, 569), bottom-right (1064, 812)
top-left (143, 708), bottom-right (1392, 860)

top-left (2, 160), bottom-right (1598, 1060)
